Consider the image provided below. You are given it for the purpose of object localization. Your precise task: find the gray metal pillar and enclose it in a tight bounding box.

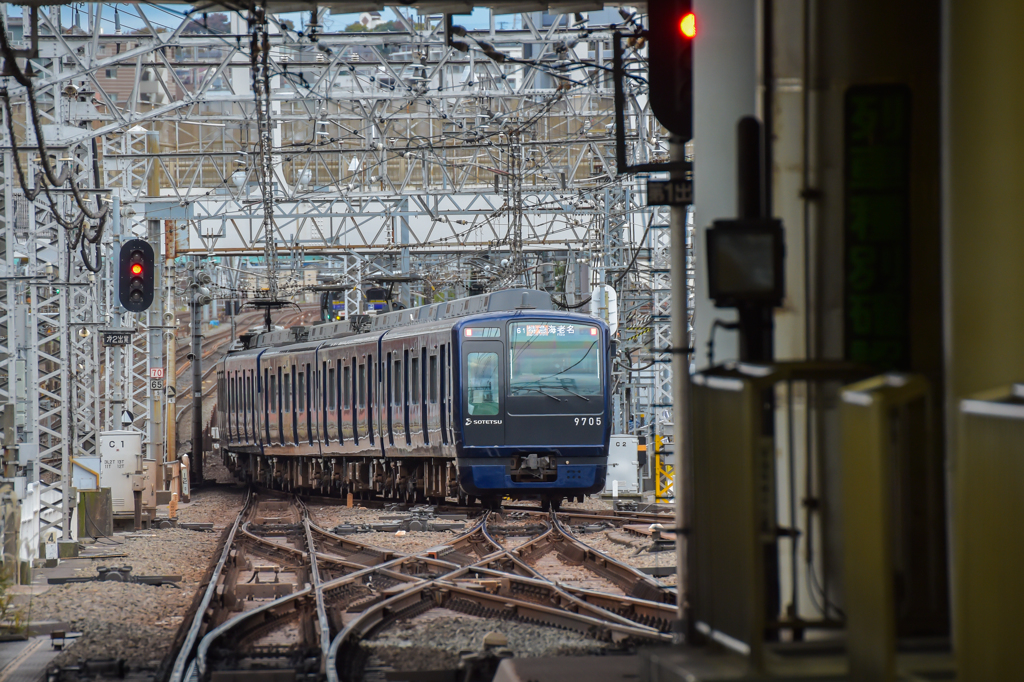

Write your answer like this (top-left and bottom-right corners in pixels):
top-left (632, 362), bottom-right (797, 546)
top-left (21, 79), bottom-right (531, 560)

top-left (400, 199), bottom-right (410, 308)
top-left (191, 258), bottom-right (204, 484)
top-left (671, 140), bottom-right (694, 643)
top-left (110, 197), bottom-right (125, 413)
top-left (147, 218), bottom-right (163, 472)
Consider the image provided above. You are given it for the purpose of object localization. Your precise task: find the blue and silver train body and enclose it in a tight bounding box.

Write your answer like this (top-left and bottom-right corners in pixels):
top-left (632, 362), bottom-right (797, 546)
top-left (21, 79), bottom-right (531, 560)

top-left (216, 289), bottom-right (610, 505)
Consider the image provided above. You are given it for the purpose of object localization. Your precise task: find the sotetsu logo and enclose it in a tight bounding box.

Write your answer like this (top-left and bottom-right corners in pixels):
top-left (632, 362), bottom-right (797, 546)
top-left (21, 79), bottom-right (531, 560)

top-left (466, 418), bottom-right (502, 426)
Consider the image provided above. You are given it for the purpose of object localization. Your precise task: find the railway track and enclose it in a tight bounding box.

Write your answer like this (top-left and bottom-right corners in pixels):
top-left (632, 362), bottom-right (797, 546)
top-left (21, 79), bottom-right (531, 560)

top-left (169, 490), bottom-right (677, 681)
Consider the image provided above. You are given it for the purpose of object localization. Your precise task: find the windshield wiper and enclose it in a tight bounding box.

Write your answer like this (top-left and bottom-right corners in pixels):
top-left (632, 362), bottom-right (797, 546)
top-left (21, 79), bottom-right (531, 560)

top-left (510, 386), bottom-right (563, 402)
top-left (553, 385), bottom-right (590, 401)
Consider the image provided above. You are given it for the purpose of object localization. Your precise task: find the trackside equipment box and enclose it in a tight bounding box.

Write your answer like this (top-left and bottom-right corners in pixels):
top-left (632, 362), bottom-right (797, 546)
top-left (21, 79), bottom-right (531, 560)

top-left (99, 430), bottom-right (143, 514)
top-left (604, 435), bottom-right (640, 495)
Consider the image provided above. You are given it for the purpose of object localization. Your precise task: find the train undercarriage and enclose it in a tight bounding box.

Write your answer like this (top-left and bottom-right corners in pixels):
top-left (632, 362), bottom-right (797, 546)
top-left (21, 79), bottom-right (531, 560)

top-left (221, 450), bottom-right (583, 510)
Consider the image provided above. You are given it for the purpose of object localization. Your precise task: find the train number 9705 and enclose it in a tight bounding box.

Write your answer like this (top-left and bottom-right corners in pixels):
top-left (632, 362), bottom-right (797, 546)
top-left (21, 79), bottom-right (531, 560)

top-left (574, 417), bottom-right (602, 426)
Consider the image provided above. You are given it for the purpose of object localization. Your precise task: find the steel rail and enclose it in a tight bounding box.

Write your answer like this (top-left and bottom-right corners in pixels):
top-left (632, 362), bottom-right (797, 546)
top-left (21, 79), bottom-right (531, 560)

top-left (168, 486), bottom-right (252, 682)
top-left (300, 500), bottom-right (338, 673)
top-left (192, 494), bottom-right (314, 679)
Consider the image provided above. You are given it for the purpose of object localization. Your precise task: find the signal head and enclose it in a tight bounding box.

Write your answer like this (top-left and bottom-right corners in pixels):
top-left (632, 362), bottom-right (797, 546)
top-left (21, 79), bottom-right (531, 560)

top-left (118, 239), bottom-right (155, 312)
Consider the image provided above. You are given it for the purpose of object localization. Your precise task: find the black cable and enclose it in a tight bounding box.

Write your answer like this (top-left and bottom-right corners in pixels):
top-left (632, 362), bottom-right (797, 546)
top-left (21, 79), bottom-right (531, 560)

top-left (0, 15), bottom-right (109, 223)
top-left (81, 239), bottom-right (102, 273)
top-left (615, 214), bottom-right (655, 285)
top-left (550, 294), bottom-right (592, 310)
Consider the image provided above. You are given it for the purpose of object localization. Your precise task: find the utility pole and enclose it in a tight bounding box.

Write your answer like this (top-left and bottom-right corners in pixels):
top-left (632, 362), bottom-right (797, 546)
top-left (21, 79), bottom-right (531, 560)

top-left (110, 196), bottom-right (126, 419)
top-left (189, 257), bottom-right (212, 484)
top-left (669, 138), bottom-right (694, 643)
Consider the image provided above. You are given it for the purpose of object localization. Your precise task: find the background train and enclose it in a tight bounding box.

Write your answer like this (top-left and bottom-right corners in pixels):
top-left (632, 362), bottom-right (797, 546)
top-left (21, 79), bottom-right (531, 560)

top-left (216, 288), bottom-right (610, 509)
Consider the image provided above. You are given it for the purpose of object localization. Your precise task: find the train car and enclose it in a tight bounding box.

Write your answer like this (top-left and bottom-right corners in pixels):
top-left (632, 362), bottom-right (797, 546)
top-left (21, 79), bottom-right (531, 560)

top-left (216, 288), bottom-right (610, 509)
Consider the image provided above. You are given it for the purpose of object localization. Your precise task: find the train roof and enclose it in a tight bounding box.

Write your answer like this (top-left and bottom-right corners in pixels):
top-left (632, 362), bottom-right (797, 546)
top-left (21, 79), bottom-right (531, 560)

top-left (241, 288), bottom-right (555, 351)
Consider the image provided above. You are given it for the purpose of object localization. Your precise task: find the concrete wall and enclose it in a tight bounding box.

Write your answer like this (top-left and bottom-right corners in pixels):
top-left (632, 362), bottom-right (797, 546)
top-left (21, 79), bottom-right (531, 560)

top-left (944, 2), bottom-right (1024, 409)
top-left (692, 0), bottom-right (757, 369)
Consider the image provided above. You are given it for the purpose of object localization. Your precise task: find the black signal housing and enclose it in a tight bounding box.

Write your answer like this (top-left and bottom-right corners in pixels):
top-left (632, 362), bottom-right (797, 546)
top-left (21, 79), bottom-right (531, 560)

top-left (647, 1), bottom-right (695, 140)
top-left (119, 238), bottom-right (155, 312)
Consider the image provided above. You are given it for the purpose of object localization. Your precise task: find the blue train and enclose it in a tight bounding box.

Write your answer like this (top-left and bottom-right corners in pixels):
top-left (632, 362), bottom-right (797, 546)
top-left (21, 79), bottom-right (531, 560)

top-left (216, 289), bottom-right (610, 509)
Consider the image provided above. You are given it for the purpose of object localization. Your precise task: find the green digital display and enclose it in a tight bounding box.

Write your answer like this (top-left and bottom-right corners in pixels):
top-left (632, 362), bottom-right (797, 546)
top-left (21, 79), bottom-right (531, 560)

top-left (844, 85), bottom-right (911, 369)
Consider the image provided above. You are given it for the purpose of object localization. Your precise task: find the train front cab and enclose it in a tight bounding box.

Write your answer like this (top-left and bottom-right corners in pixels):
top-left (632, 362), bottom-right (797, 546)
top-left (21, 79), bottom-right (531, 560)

top-left (453, 313), bottom-right (610, 504)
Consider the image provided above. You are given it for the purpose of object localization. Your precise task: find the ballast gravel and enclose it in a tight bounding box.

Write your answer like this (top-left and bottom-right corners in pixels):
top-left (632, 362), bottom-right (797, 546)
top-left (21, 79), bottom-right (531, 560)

top-left (571, 529), bottom-right (678, 571)
top-left (175, 485), bottom-right (247, 527)
top-left (24, 582), bottom-right (194, 670)
top-left (73, 527), bottom-right (222, 583)
top-left (363, 609), bottom-right (608, 672)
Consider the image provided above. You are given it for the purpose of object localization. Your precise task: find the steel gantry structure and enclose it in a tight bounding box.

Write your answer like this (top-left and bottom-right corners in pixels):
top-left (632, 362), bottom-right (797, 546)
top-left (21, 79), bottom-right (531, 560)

top-left (0, 3), bottom-right (686, 548)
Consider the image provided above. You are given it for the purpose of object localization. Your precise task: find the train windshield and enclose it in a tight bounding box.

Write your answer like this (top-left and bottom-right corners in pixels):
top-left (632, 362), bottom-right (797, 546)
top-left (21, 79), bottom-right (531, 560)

top-left (508, 322), bottom-right (601, 397)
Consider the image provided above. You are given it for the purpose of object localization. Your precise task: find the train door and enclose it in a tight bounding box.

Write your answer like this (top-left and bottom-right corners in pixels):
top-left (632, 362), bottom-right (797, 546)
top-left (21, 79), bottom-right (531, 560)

top-left (226, 373), bottom-right (234, 443)
top-left (428, 348), bottom-right (438, 445)
top-left (354, 356), bottom-right (362, 446)
top-left (276, 366), bottom-right (283, 445)
top-left (314, 353), bottom-right (325, 447)
top-left (413, 347), bottom-right (425, 445)
top-left (460, 337), bottom-right (505, 446)
top-left (402, 348), bottom-right (411, 445)
top-left (447, 343), bottom-right (455, 445)
top-left (439, 344), bottom-right (447, 444)
top-left (243, 368), bottom-right (251, 444)
top-left (321, 358), bottom-right (330, 446)
top-left (367, 353), bottom-right (375, 446)
top-left (289, 365), bottom-right (297, 445)
top-left (357, 356), bottom-right (366, 444)
top-left (305, 361), bottom-right (313, 446)
top-left (266, 364), bottom-right (274, 444)
top-left (330, 357), bottom-right (341, 446)
top-left (392, 349), bottom-right (406, 446)
top-left (386, 351), bottom-right (394, 447)
top-left (340, 357), bottom-right (351, 446)
top-left (253, 364), bottom-right (262, 444)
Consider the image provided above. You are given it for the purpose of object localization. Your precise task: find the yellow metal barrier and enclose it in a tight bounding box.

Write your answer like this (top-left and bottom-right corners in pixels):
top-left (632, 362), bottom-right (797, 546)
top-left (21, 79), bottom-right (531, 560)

top-left (840, 373), bottom-right (931, 682)
top-left (654, 452), bottom-right (674, 502)
top-left (955, 384), bottom-right (1024, 681)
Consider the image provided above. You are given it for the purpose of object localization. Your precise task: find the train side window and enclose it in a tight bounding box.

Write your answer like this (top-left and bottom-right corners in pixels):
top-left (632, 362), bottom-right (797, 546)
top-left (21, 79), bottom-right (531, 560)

top-left (283, 370), bottom-right (290, 411)
top-left (276, 367), bottom-right (282, 414)
top-left (269, 372), bottom-right (277, 413)
top-left (328, 365), bottom-right (336, 410)
top-left (429, 354), bottom-right (438, 403)
top-left (466, 353), bottom-right (499, 415)
top-left (411, 354), bottom-right (420, 404)
top-left (298, 370), bottom-right (306, 411)
top-left (358, 362), bottom-right (366, 408)
top-left (393, 357), bottom-right (402, 406)
top-left (343, 365), bottom-right (351, 409)
top-left (367, 354), bottom-right (375, 444)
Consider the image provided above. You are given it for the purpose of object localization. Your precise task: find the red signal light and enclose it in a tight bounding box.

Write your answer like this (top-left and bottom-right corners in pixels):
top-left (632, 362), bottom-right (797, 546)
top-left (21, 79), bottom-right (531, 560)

top-left (680, 12), bottom-right (696, 39)
top-left (131, 263), bottom-right (143, 276)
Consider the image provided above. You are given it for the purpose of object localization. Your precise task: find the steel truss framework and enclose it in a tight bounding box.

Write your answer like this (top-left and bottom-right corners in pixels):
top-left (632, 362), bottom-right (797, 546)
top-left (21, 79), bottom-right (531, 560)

top-left (1, 4), bottom-right (680, 541)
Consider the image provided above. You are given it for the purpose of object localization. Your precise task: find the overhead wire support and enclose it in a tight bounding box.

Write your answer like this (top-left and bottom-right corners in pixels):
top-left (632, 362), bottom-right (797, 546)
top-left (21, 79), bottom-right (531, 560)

top-left (250, 5), bottom-right (278, 301)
